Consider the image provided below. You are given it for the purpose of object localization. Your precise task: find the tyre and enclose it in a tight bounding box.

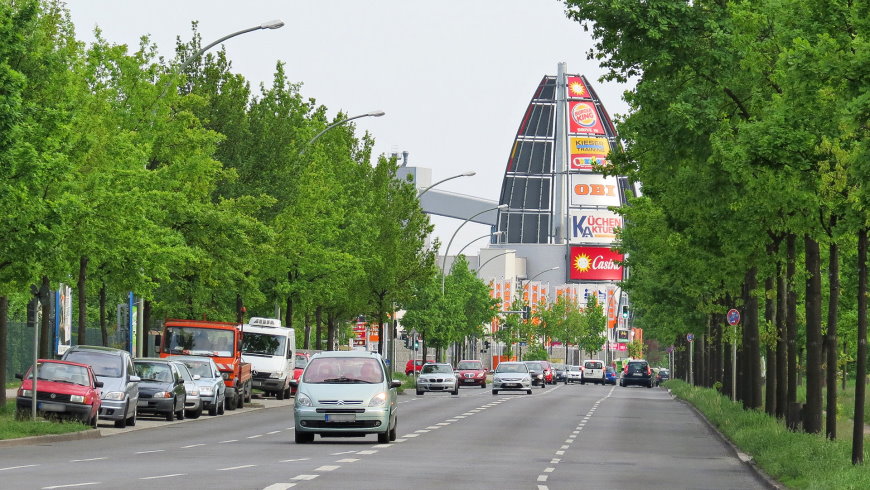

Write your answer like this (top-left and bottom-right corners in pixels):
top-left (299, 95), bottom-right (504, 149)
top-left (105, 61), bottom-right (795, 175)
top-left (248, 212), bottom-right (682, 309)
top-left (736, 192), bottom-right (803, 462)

top-left (236, 389), bottom-right (244, 409)
top-left (127, 406), bottom-right (136, 427)
top-left (166, 407), bottom-right (175, 422)
top-left (377, 429), bottom-right (390, 443)
top-left (480, 382), bottom-right (486, 389)
top-left (209, 402), bottom-right (218, 416)
top-left (226, 393), bottom-right (236, 411)
top-left (218, 398), bottom-right (225, 415)
top-left (186, 406), bottom-right (202, 419)
top-left (90, 414), bottom-right (98, 428)
top-left (451, 385), bottom-right (459, 395)
top-left (416, 390), bottom-right (424, 396)
top-left (527, 389), bottom-right (533, 395)
top-left (283, 386), bottom-right (292, 400)
top-left (244, 383), bottom-right (252, 403)
top-left (295, 431), bottom-right (314, 444)
top-left (540, 382), bottom-right (545, 389)
top-left (388, 420), bottom-right (397, 441)
top-left (581, 380), bottom-right (585, 385)
top-left (492, 390), bottom-right (498, 395)
top-left (277, 386), bottom-right (285, 400)
top-left (114, 402), bottom-right (128, 428)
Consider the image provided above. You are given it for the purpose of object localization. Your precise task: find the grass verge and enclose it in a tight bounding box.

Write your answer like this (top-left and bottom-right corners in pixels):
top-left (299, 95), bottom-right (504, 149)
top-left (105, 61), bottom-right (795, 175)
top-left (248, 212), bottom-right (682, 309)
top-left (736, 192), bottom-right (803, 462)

top-left (667, 380), bottom-right (869, 489)
top-left (392, 372), bottom-right (416, 394)
top-left (0, 400), bottom-right (91, 440)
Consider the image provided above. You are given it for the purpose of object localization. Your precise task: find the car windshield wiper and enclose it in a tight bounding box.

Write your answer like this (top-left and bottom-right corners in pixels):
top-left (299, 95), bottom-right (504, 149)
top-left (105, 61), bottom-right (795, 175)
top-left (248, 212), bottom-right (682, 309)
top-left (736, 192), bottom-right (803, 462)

top-left (243, 352), bottom-right (271, 357)
top-left (321, 377), bottom-right (371, 384)
top-left (139, 377), bottom-right (163, 382)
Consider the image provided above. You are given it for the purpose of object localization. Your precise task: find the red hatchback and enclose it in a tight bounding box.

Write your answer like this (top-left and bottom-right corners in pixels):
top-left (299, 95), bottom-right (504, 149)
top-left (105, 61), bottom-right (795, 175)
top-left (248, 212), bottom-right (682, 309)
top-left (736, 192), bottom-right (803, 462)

top-left (290, 353), bottom-right (310, 395)
top-left (405, 359), bottom-right (426, 376)
top-left (455, 360), bottom-right (487, 388)
top-left (15, 359), bottom-right (103, 427)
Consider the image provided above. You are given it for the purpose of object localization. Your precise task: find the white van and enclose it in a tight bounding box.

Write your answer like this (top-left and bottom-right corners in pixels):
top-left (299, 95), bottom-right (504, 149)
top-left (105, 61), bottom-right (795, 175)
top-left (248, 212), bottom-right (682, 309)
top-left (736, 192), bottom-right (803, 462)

top-left (241, 317), bottom-right (296, 400)
top-left (581, 359), bottom-right (606, 385)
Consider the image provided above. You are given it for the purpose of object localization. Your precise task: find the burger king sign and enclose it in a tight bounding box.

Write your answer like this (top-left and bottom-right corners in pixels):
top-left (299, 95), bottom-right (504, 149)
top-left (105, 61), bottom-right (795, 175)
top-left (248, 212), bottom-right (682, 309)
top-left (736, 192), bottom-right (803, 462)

top-left (568, 101), bottom-right (605, 135)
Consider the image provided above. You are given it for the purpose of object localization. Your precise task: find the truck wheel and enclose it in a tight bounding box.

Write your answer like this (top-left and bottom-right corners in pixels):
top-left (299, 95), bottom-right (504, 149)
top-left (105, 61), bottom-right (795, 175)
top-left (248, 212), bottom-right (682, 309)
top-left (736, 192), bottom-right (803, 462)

top-left (277, 385), bottom-right (285, 400)
top-left (244, 382), bottom-right (252, 403)
top-left (237, 389), bottom-right (244, 409)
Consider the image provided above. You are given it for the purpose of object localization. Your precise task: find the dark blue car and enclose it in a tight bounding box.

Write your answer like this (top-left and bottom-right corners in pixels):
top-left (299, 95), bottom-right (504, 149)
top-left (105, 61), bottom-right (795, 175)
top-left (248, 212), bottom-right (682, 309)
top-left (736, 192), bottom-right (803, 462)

top-left (605, 366), bottom-right (617, 385)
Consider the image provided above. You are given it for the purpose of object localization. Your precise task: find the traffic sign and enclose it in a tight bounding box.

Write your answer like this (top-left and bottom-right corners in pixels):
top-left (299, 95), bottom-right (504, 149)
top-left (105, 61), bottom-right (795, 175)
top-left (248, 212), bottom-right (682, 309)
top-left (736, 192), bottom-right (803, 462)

top-left (686, 333), bottom-right (695, 343)
top-left (727, 308), bottom-right (741, 326)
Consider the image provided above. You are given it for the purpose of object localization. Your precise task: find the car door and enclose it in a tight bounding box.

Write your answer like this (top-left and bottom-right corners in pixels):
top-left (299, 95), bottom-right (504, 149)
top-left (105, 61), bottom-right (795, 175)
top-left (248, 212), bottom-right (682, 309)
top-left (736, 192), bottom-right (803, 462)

top-left (124, 355), bottom-right (139, 415)
top-left (171, 364), bottom-right (186, 410)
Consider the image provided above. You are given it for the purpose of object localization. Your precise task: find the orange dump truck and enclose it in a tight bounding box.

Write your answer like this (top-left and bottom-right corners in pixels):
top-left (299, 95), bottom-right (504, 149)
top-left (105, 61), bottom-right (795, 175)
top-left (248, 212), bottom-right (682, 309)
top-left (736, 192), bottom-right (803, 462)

top-left (156, 319), bottom-right (252, 410)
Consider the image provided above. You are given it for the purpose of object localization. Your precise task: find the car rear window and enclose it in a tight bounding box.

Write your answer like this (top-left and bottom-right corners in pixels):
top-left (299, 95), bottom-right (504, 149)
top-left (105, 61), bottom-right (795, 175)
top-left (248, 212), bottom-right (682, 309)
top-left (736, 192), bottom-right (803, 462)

top-left (585, 361), bottom-right (603, 369)
top-left (628, 363), bottom-right (648, 373)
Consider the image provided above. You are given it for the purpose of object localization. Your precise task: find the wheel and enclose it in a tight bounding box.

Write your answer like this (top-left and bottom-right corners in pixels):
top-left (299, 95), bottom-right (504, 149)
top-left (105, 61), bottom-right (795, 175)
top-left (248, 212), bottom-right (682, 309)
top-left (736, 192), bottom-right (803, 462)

top-left (388, 419), bottom-right (397, 441)
top-left (295, 431), bottom-right (314, 444)
top-left (283, 386), bottom-right (292, 400)
top-left (451, 385), bottom-right (459, 395)
top-left (176, 397), bottom-right (185, 420)
top-left (277, 386), bottom-right (285, 400)
top-left (492, 390), bottom-right (498, 395)
top-left (244, 383), bottom-right (252, 403)
top-left (127, 406), bottom-right (136, 427)
top-left (186, 406), bottom-right (202, 419)
top-left (416, 390), bottom-right (424, 396)
top-left (581, 380), bottom-right (585, 385)
top-left (166, 407), bottom-right (176, 422)
top-left (90, 414), bottom-right (98, 428)
top-left (114, 402), bottom-right (129, 428)
top-left (480, 382), bottom-right (486, 389)
top-left (219, 397), bottom-right (226, 415)
top-left (540, 382), bottom-right (545, 389)
top-left (377, 429), bottom-right (390, 443)
top-left (648, 380), bottom-right (653, 388)
top-left (527, 389), bottom-right (533, 395)
top-left (209, 402), bottom-right (218, 416)
top-left (236, 389), bottom-right (244, 409)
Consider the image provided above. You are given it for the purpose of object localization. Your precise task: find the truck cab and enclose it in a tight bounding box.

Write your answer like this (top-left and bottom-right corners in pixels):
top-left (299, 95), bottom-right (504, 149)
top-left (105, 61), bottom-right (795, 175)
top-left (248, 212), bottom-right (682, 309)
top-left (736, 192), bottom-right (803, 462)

top-left (241, 317), bottom-right (296, 400)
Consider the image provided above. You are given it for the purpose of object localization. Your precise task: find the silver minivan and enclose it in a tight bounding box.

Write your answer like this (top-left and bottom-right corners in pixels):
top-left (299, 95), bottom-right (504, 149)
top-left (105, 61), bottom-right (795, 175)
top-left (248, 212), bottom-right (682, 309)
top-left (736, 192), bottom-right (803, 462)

top-left (291, 351), bottom-right (401, 444)
top-left (62, 345), bottom-right (140, 428)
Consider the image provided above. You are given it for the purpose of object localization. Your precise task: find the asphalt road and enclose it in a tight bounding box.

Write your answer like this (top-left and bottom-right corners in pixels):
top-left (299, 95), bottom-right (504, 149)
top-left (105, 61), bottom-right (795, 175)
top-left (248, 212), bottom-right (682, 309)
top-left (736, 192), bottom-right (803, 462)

top-left (0, 384), bottom-right (770, 489)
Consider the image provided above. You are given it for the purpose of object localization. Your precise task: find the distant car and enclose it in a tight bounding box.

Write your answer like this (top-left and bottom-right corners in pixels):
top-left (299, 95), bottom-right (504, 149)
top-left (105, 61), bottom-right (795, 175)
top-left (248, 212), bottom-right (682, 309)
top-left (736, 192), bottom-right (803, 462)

top-left (62, 345), bottom-right (139, 428)
top-left (405, 359), bottom-right (427, 376)
top-left (605, 366), bottom-right (617, 385)
top-left (492, 362), bottom-right (533, 395)
top-left (581, 360), bottom-right (606, 385)
top-left (656, 368), bottom-right (670, 386)
top-left (455, 359), bottom-right (487, 388)
top-left (291, 351), bottom-right (400, 444)
top-left (134, 358), bottom-right (187, 421)
top-left (175, 362), bottom-right (202, 419)
top-left (15, 359), bottom-right (103, 427)
top-left (173, 356), bottom-right (226, 416)
top-left (621, 360), bottom-right (654, 388)
top-left (565, 365), bottom-right (582, 384)
top-left (291, 353), bottom-right (310, 395)
top-left (523, 361), bottom-right (548, 388)
top-left (416, 363), bottom-right (459, 395)
top-left (552, 363), bottom-right (567, 383)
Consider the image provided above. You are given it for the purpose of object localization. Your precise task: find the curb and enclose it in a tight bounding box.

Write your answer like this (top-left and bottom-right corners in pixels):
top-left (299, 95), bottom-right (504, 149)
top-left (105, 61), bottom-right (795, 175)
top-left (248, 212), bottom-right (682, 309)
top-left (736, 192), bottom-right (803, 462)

top-left (0, 428), bottom-right (102, 448)
top-left (667, 389), bottom-right (786, 490)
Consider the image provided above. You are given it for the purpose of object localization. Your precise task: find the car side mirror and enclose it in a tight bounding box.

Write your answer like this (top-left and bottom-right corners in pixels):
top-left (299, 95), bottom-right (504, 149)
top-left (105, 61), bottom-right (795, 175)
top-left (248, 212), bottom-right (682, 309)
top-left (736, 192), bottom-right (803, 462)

top-left (129, 375), bottom-right (141, 383)
top-left (390, 380), bottom-right (402, 388)
top-left (15, 373), bottom-right (22, 380)
top-left (193, 375), bottom-right (201, 380)
top-left (288, 379), bottom-right (298, 387)
top-left (95, 381), bottom-right (104, 388)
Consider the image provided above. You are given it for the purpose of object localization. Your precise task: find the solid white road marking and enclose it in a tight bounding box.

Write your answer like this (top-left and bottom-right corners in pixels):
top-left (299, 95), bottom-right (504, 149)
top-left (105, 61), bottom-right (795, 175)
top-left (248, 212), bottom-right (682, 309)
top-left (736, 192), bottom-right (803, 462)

top-left (139, 474), bottom-right (186, 480)
top-left (218, 465), bottom-right (256, 471)
top-left (1, 464), bottom-right (39, 471)
top-left (70, 457), bottom-right (107, 462)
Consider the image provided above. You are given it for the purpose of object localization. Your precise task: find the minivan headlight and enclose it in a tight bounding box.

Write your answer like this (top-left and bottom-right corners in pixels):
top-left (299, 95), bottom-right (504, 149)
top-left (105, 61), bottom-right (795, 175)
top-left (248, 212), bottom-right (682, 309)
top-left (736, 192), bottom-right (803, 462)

top-left (104, 391), bottom-right (125, 401)
top-left (296, 393), bottom-right (312, 407)
top-left (368, 392), bottom-right (387, 407)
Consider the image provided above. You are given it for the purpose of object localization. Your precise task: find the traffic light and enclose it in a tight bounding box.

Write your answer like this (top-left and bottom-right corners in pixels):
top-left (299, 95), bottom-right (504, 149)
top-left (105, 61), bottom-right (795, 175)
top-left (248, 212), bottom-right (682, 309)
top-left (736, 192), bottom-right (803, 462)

top-left (413, 339), bottom-right (419, 350)
top-left (523, 306), bottom-right (531, 320)
top-left (484, 340), bottom-right (491, 349)
top-left (622, 305), bottom-right (629, 319)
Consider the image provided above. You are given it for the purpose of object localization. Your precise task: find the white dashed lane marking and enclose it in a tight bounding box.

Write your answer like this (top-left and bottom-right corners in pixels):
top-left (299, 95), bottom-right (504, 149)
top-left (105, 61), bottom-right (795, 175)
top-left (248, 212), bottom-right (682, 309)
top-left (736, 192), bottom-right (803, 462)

top-left (218, 464), bottom-right (256, 471)
top-left (315, 465), bottom-right (340, 472)
top-left (70, 457), bottom-right (106, 462)
top-left (139, 474), bottom-right (185, 480)
top-left (1, 464), bottom-right (40, 471)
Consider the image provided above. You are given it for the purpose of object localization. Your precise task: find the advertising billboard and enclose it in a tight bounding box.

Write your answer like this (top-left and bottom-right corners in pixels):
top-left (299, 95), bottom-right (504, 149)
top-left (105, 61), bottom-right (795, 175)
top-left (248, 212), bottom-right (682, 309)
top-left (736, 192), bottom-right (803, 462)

top-left (570, 174), bottom-right (621, 207)
top-left (566, 76), bottom-right (592, 100)
top-left (569, 209), bottom-right (623, 244)
top-left (569, 136), bottom-right (610, 171)
top-left (568, 101), bottom-right (606, 135)
top-left (568, 246), bottom-right (624, 281)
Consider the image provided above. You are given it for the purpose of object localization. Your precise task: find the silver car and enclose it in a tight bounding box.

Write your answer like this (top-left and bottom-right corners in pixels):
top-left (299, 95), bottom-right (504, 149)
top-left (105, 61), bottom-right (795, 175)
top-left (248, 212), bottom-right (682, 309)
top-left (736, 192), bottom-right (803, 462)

top-left (566, 365), bottom-right (583, 383)
top-left (291, 351), bottom-right (401, 444)
top-left (415, 363), bottom-right (458, 395)
top-left (174, 362), bottom-right (202, 418)
top-left (61, 345), bottom-right (139, 428)
top-left (492, 362), bottom-right (533, 395)
top-left (172, 356), bottom-right (226, 416)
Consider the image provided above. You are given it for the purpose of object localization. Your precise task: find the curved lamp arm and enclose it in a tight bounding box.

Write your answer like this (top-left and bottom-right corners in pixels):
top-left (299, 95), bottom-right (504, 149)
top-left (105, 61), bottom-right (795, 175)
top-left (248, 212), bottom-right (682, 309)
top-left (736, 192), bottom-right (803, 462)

top-left (441, 204), bottom-right (508, 293)
top-left (299, 111), bottom-right (385, 155)
top-left (417, 171), bottom-right (476, 197)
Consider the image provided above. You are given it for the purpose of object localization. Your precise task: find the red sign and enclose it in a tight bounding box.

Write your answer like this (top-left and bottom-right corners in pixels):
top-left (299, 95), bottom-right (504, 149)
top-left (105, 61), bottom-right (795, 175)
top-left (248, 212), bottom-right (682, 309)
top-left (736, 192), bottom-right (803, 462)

top-left (568, 246), bottom-right (624, 281)
top-left (568, 101), bottom-right (606, 135)
top-left (566, 76), bottom-right (592, 99)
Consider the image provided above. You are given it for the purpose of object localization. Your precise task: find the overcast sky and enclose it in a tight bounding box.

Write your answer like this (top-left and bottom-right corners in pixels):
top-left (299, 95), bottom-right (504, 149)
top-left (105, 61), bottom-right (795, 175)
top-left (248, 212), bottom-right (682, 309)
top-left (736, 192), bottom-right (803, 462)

top-left (65, 0), bottom-right (631, 257)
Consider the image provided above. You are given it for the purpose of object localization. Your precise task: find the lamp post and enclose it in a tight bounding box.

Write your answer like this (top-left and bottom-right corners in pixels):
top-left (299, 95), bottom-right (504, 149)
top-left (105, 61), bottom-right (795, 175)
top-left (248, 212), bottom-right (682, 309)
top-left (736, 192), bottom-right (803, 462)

top-left (417, 171), bottom-right (476, 197)
top-left (178, 20), bottom-right (285, 74)
top-left (300, 110), bottom-right (385, 155)
top-left (477, 251), bottom-right (512, 274)
top-left (516, 266), bottom-right (559, 361)
top-left (441, 204), bottom-right (508, 293)
top-left (455, 231), bottom-right (504, 259)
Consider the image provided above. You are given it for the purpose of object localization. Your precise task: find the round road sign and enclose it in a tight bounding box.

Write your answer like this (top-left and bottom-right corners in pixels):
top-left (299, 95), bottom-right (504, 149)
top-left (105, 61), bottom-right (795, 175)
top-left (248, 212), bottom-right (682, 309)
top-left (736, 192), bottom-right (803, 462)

top-left (686, 333), bottom-right (695, 342)
top-left (727, 308), bottom-right (741, 326)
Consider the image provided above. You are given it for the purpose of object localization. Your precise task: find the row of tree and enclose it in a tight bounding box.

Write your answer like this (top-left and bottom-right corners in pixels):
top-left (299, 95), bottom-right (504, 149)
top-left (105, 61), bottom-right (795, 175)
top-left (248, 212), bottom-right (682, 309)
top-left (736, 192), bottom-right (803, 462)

top-left (564, 0), bottom-right (868, 463)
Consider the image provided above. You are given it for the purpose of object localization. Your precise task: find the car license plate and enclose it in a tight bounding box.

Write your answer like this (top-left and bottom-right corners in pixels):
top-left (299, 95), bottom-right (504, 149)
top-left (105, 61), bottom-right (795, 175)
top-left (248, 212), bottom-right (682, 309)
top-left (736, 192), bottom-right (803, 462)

top-left (325, 414), bottom-right (355, 422)
top-left (38, 402), bottom-right (64, 412)
top-left (633, 373), bottom-right (642, 376)
top-left (506, 383), bottom-right (518, 387)
top-left (464, 379), bottom-right (475, 383)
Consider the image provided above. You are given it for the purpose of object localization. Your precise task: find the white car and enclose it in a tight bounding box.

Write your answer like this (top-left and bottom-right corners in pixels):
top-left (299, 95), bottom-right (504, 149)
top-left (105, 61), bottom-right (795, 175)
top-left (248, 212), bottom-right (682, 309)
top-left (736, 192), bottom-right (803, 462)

top-left (565, 365), bottom-right (583, 383)
top-left (581, 359), bottom-right (606, 385)
top-left (416, 363), bottom-right (459, 395)
top-left (491, 362), bottom-right (533, 395)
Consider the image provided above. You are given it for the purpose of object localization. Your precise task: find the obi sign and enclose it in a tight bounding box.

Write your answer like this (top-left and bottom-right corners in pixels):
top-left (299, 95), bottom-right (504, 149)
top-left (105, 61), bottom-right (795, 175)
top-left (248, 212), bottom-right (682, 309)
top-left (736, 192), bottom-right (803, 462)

top-left (569, 210), bottom-right (622, 244)
top-left (568, 246), bottom-right (624, 281)
top-left (570, 174), bottom-right (621, 207)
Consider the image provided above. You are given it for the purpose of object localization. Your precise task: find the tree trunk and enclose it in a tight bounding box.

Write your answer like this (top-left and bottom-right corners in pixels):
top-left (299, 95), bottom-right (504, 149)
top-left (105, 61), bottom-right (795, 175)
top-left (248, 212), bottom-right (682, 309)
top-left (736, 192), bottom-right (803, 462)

top-left (803, 235), bottom-right (822, 434)
top-left (723, 332), bottom-right (733, 399)
top-left (0, 296), bottom-right (8, 405)
top-left (235, 294), bottom-right (245, 324)
top-left (765, 274), bottom-right (777, 417)
top-left (852, 228), bottom-right (867, 464)
top-left (77, 255), bottom-right (88, 345)
top-left (776, 264), bottom-right (788, 419)
top-left (315, 306), bottom-right (323, 351)
top-left (826, 241), bottom-right (839, 439)
top-left (746, 267), bottom-right (761, 410)
top-left (787, 234), bottom-right (798, 407)
top-left (303, 312), bottom-right (311, 350)
top-left (39, 275), bottom-right (51, 359)
top-left (99, 282), bottom-right (108, 347)
top-left (327, 311), bottom-right (336, 351)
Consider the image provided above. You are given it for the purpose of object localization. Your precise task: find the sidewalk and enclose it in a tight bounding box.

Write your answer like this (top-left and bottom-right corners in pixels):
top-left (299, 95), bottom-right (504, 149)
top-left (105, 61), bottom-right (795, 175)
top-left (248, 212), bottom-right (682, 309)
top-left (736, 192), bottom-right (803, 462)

top-left (5, 388), bottom-right (15, 399)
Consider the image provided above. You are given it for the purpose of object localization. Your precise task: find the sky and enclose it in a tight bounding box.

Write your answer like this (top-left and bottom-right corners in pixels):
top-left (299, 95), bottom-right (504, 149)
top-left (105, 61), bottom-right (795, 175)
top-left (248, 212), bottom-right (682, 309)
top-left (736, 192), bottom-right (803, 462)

top-left (65, 0), bottom-right (631, 257)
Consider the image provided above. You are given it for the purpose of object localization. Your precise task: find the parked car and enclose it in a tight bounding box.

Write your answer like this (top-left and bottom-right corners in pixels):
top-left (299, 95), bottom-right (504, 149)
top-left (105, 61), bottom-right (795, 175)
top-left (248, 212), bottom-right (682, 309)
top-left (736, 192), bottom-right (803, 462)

top-left (175, 362), bottom-right (202, 419)
top-left (552, 363), bottom-right (567, 383)
top-left (656, 368), bottom-right (670, 386)
top-left (621, 359), bottom-right (654, 388)
top-left (416, 363), bottom-right (459, 395)
top-left (523, 361), bottom-right (548, 388)
top-left (405, 359), bottom-right (427, 376)
top-left (291, 351), bottom-right (400, 444)
top-left (291, 352), bottom-right (310, 395)
top-left (62, 345), bottom-right (139, 428)
top-left (454, 359), bottom-right (487, 388)
top-left (173, 356), bottom-right (226, 416)
top-left (605, 366), bottom-right (618, 385)
top-left (565, 365), bottom-right (583, 384)
top-left (581, 359), bottom-right (606, 385)
top-left (492, 362), bottom-right (533, 395)
top-left (133, 358), bottom-right (187, 421)
top-left (15, 359), bottom-right (103, 427)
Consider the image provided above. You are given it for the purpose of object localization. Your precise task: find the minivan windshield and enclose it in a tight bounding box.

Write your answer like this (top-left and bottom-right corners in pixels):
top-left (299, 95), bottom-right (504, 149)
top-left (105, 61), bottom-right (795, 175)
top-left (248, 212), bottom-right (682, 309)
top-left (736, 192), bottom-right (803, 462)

top-left (302, 357), bottom-right (384, 384)
top-left (64, 351), bottom-right (123, 378)
top-left (456, 361), bottom-right (482, 370)
top-left (242, 332), bottom-right (286, 357)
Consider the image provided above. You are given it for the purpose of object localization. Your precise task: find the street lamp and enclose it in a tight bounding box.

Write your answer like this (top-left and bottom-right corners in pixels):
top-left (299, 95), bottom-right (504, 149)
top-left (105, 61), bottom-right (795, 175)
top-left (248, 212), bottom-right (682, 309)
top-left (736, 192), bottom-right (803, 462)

top-left (441, 204), bottom-right (508, 293)
top-left (455, 231), bottom-right (504, 259)
top-left (477, 250), bottom-right (513, 273)
top-left (178, 20), bottom-right (285, 74)
top-left (517, 266), bottom-right (560, 295)
top-left (300, 110), bottom-right (386, 155)
top-left (417, 171), bottom-right (476, 197)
